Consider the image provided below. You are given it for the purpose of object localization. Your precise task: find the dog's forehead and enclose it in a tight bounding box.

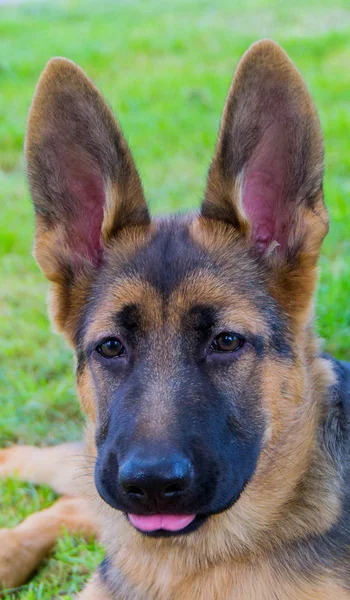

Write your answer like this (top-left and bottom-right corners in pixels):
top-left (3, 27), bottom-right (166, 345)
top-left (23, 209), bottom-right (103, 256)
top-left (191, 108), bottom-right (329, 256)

top-left (110, 215), bottom-right (261, 294)
top-left (82, 216), bottom-right (272, 343)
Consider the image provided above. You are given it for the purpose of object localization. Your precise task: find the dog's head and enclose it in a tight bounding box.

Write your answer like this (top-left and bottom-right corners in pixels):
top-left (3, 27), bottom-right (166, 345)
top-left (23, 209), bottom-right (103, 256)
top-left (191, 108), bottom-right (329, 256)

top-left (26, 40), bottom-right (332, 546)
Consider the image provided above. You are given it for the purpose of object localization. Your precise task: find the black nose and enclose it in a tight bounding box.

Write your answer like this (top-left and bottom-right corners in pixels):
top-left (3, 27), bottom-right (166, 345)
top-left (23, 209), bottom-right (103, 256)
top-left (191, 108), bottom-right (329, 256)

top-left (119, 452), bottom-right (194, 505)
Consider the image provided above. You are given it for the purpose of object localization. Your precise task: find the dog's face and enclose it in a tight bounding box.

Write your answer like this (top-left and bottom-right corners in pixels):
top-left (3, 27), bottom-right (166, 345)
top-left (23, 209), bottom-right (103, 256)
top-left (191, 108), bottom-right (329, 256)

top-left (26, 41), bottom-right (328, 540)
top-left (76, 220), bottom-right (272, 535)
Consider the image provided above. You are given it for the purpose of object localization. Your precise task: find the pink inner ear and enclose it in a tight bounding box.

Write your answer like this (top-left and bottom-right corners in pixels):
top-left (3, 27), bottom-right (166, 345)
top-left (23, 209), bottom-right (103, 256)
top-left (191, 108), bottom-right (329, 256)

top-left (242, 124), bottom-right (290, 254)
top-left (66, 158), bottom-right (105, 266)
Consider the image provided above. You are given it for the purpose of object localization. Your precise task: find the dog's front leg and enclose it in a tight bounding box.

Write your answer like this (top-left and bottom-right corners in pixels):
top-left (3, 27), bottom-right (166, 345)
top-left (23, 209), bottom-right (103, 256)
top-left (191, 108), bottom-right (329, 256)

top-left (0, 443), bottom-right (85, 496)
top-left (0, 496), bottom-right (98, 590)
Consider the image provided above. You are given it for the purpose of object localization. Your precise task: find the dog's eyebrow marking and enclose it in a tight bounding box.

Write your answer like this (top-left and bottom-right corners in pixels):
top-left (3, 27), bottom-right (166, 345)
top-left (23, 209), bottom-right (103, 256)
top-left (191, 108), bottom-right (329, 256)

top-left (186, 305), bottom-right (217, 333)
top-left (114, 304), bottom-right (141, 332)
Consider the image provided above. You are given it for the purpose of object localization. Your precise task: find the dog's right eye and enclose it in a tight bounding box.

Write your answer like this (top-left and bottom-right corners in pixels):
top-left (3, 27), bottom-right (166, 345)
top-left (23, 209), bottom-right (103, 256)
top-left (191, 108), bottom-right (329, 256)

top-left (96, 338), bottom-right (125, 358)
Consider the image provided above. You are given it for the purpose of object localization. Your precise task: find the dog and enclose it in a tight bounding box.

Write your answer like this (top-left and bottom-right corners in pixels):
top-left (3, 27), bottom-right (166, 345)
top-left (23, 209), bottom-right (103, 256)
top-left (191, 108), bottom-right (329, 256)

top-left (0, 39), bottom-right (349, 599)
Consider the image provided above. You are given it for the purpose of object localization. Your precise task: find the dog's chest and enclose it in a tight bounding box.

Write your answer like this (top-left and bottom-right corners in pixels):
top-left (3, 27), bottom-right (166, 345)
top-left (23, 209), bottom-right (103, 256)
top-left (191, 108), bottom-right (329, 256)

top-left (165, 563), bottom-right (349, 600)
top-left (104, 555), bottom-right (350, 600)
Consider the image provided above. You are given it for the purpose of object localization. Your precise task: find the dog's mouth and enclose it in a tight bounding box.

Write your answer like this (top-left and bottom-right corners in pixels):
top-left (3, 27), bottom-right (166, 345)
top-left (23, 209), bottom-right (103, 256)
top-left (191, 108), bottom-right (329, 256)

top-left (128, 513), bottom-right (195, 532)
top-left (125, 482), bottom-right (251, 538)
top-left (127, 513), bottom-right (207, 537)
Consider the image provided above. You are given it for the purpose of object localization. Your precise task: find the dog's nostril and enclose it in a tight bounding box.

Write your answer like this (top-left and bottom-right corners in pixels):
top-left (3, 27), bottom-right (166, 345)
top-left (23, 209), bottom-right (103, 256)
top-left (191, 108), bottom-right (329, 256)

top-left (125, 485), bottom-right (146, 498)
top-left (163, 481), bottom-right (186, 497)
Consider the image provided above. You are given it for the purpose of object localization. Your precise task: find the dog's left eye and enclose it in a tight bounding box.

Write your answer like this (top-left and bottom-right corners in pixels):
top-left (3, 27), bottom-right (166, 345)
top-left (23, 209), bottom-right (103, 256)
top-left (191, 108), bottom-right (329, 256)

top-left (211, 332), bottom-right (244, 353)
top-left (96, 338), bottom-right (125, 358)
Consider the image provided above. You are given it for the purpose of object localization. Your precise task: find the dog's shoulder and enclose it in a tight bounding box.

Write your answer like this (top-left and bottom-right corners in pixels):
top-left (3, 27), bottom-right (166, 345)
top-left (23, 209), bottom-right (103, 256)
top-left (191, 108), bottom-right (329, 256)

top-left (293, 356), bottom-right (350, 588)
top-left (322, 354), bottom-right (350, 462)
top-left (326, 355), bottom-right (350, 405)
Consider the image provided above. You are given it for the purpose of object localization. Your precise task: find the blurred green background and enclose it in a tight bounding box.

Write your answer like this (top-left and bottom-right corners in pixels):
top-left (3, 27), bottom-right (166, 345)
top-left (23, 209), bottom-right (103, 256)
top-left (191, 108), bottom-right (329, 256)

top-left (0, 0), bottom-right (349, 596)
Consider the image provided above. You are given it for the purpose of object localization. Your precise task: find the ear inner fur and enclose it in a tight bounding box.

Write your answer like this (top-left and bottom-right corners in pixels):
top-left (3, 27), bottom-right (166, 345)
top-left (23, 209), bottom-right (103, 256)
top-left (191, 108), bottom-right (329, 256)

top-left (202, 39), bottom-right (328, 261)
top-left (26, 56), bottom-right (150, 279)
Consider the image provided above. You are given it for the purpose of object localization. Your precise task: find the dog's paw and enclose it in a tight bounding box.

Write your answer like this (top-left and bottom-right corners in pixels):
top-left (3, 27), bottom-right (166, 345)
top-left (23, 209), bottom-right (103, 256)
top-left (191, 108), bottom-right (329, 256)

top-left (0, 445), bottom-right (31, 479)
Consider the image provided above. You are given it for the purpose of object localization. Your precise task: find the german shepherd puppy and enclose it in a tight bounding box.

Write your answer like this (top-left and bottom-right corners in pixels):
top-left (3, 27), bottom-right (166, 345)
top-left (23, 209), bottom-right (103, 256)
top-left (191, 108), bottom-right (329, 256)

top-left (1, 39), bottom-right (350, 598)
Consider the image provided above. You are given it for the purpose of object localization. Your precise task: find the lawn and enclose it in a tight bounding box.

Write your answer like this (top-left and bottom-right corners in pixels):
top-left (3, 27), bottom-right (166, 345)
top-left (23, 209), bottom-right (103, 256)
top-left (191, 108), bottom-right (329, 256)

top-left (0, 0), bottom-right (349, 596)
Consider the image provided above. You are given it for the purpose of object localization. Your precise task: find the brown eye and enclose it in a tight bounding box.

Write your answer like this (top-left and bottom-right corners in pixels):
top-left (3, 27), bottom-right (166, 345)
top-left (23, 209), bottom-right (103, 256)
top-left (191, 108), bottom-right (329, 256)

top-left (97, 338), bottom-right (125, 358)
top-left (211, 332), bottom-right (244, 353)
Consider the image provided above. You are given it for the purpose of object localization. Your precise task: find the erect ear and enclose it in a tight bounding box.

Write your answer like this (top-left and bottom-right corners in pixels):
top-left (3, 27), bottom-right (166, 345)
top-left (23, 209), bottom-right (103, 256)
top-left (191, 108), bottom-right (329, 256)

top-left (202, 40), bottom-right (328, 267)
top-left (26, 57), bottom-right (150, 284)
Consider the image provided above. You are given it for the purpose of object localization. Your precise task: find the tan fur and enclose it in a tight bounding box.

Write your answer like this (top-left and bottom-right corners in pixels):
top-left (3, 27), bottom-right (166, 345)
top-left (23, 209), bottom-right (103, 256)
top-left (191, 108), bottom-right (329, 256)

top-left (75, 550), bottom-right (350, 600)
top-left (76, 569), bottom-right (350, 600)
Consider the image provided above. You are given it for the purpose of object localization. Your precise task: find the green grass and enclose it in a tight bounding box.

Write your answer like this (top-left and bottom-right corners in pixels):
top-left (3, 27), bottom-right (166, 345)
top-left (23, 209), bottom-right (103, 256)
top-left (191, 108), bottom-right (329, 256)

top-left (0, 0), bottom-right (349, 596)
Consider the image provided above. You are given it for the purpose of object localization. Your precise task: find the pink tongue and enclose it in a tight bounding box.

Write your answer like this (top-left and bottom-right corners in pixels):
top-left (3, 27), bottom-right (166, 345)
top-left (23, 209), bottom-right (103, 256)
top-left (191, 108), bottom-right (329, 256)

top-left (128, 513), bottom-right (196, 532)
